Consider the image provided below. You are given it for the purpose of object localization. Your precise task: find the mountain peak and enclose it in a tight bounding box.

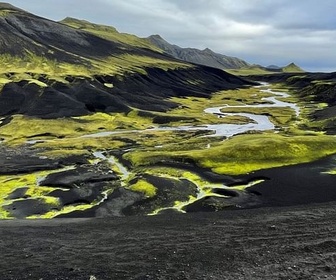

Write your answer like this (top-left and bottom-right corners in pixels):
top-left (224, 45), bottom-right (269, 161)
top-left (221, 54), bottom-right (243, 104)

top-left (149, 34), bottom-right (164, 40)
top-left (147, 34), bottom-right (169, 44)
top-left (203, 47), bottom-right (214, 54)
top-left (282, 62), bottom-right (304, 72)
top-left (61, 17), bottom-right (92, 25)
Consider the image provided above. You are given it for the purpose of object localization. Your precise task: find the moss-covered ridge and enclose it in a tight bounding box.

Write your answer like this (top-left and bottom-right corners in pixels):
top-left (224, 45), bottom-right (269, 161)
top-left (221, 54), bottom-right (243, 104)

top-left (0, 63), bottom-right (251, 119)
top-left (60, 17), bottom-right (162, 53)
top-left (0, 5), bottom-right (253, 119)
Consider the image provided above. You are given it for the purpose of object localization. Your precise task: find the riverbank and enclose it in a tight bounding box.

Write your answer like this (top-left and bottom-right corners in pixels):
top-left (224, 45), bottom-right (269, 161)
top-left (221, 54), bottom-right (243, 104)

top-left (1, 201), bottom-right (336, 279)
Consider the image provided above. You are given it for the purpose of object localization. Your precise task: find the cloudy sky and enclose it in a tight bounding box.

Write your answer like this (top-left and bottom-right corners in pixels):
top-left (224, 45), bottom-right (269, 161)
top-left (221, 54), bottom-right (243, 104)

top-left (6, 0), bottom-right (336, 72)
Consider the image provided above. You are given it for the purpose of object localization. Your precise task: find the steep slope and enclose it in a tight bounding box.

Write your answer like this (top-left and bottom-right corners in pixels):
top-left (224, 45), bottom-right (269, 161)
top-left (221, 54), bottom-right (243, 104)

top-left (60, 17), bottom-right (162, 52)
top-left (282, 62), bottom-right (304, 73)
top-left (0, 3), bottom-right (252, 118)
top-left (147, 34), bottom-right (249, 69)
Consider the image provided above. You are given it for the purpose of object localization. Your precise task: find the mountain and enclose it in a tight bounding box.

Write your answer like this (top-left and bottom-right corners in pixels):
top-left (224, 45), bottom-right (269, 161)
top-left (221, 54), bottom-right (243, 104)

top-left (227, 62), bottom-right (305, 76)
top-left (0, 3), bottom-right (252, 119)
top-left (262, 62), bottom-right (304, 73)
top-left (281, 62), bottom-right (304, 73)
top-left (60, 17), bottom-right (162, 52)
top-left (147, 34), bottom-right (249, 69)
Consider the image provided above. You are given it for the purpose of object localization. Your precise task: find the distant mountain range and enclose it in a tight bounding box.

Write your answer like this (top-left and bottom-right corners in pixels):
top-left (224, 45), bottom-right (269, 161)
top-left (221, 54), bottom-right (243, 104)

top-left (147, 34), bottom-right (249, 69)
top-left (146, 35), bottom-right (304, 73)
top-left (59, 18), bottom-right (304, 74)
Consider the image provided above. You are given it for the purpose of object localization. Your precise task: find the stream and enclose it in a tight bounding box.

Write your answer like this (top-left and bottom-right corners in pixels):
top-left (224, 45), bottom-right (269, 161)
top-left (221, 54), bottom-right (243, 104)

top-left (82, 82), bottom-right (299, 139)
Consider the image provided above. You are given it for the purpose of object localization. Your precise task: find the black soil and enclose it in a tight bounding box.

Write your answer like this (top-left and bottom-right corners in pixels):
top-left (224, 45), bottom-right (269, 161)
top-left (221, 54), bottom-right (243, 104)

top-left (0, 66), bottom-right (252, 119)
top-left (1, 202), bottom-right (336, 279)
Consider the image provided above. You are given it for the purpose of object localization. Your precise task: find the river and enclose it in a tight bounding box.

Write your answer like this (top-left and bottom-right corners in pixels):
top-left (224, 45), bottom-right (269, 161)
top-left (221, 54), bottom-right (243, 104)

top-left (82, 82), bottom-right (299, 139)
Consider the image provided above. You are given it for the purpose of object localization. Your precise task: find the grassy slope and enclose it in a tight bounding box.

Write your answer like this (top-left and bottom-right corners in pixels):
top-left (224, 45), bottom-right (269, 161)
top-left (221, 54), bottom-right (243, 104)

top-left (227, 63), bottom-right (304, 76)
top-left (122, 83), bottom-right (336, 175)
top-left (0, 14), bottom-right (190, 90)
top-left (60, 17), bottom-right (162, 53)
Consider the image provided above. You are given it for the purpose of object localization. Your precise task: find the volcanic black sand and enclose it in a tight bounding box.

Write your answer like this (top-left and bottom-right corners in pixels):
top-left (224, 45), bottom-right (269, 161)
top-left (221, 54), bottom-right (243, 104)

top-left (2, 154), bottom-right (336, 279)
top-left (1, 202), bottom-right (336, 280)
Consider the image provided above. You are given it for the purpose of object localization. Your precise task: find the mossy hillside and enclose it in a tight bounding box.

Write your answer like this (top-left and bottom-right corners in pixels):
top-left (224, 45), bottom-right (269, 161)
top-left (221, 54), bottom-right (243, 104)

top-left (124, 133), bottom-right (336, 175)
top-left (0, 53), bottom-right (91, 79)
top-left (170, 87), bottom-right (273, 108)
top-left (226, 67), bottom-right (277, 76)
top-left (227, 63), bottom-right (304, 76)
top-left (0, 52), bottom-right (190, 89)
top-left (0, 111), bottom-right (154, 145)
top-left (282, 63), bottom-right (304, 73)
top-left (196, 134), bottom-right (336, 175)
top-left (60, 17), bottom-right (162, 53)
top-left (37, 138), bottom-right (125, 159)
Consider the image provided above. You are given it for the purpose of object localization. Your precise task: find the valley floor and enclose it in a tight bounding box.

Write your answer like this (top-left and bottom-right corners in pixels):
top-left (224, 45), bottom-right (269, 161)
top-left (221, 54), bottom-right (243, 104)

top-left (1, 201), bottom-right (336, 279)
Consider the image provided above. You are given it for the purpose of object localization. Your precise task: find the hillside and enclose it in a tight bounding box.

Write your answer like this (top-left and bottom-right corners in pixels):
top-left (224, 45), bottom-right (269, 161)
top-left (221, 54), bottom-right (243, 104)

top-left (60, 17), bottom-right (162, 52)
top-left (147, 34), bottom-right (249, 69)
top-left (0, 3), bottom-right (251, 119)
top-left (227, 62), bottom-right (304, 76)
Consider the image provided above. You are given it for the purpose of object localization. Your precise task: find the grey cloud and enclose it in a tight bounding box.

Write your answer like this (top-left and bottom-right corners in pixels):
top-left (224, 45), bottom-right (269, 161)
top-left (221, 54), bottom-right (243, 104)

top-left (5, 0), bottom-right (336, 71)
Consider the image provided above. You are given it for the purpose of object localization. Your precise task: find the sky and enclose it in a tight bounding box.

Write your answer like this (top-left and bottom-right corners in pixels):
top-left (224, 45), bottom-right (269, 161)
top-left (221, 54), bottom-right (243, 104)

top-left (5, 0), bottom-right (336, 72)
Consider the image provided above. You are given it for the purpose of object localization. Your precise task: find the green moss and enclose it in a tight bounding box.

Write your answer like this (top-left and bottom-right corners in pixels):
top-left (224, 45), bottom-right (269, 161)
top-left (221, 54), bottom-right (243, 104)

top-left (61, 17), bottom-right (163, 52)
top-left (125, 133), bottom-right (336, 175)
top-left (194, 134), bottom-right (336, 174)
top-left (27, 79), bottom-right (48, 87)
top-left (130, 179), bottom-right (157, 198)
top-left (226, 67), bottom-right (277, 76)
top-left (0, 48), bottom-right (190, 82)
top-left (220, 106), bottom-right (296, 125)
top-left (282, 63), bottom-right (304, 73)
top-left (104, 83), bottom-right (113, 88)
top-left (0, 10), bottom-right (12, 17)
top-left (0, 111), bottom-right (155, 145)
top-left (28, 204), bottom-right (94, 219)
top-left (0, 168), bottom-right (75, 218)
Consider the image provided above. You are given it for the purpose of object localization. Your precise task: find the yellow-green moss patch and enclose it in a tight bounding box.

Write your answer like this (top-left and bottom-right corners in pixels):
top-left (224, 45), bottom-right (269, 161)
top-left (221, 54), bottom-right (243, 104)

top-left (130, 179), bottom-right (157, 198)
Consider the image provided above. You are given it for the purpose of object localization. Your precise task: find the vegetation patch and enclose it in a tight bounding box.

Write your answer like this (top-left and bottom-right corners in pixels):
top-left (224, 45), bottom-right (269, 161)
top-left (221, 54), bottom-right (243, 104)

top-left (0, 170), bottom-right (65, 218)
top-left (220, 106), bottom-right (296, 126)
top-left (129, 179), bottom-right (157, 198)
top-left (124, 133), bottom-right (336, 175)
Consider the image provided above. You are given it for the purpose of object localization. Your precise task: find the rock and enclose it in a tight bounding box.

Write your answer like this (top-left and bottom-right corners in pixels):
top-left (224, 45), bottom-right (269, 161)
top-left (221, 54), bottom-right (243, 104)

top-left (41, 165), bottom-right (118, 188)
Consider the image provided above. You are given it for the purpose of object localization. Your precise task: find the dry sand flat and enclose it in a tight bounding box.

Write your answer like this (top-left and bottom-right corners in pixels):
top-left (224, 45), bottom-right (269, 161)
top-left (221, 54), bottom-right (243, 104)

top-left (1, 202), bottom-right (336, 280)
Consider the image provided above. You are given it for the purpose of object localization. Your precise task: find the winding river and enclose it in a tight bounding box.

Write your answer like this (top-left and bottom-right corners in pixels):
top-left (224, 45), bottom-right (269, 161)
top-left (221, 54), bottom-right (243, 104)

top-left (82, 82), bottom-right (299, 139)
top-left (84, 83), bottom-right (301, 214)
